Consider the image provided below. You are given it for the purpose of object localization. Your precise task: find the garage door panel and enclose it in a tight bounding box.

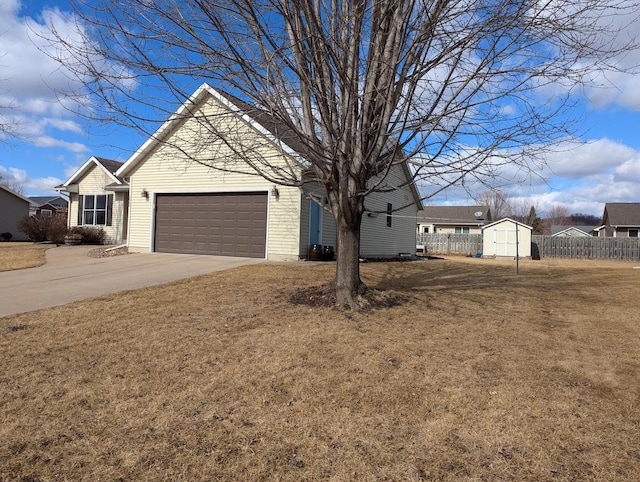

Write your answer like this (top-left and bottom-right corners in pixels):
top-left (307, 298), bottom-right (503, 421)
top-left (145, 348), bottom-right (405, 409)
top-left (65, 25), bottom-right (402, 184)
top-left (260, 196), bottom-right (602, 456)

top-left (154, 192), bottom-right (267, 258)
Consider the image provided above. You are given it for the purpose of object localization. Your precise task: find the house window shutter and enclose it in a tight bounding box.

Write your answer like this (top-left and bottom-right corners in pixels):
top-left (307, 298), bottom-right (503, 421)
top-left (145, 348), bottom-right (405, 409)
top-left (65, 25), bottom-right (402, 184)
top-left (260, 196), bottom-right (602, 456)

top-left (106, 194), bottom-right (113, 226)
top-left (77, 195), bottom-right (84, 225)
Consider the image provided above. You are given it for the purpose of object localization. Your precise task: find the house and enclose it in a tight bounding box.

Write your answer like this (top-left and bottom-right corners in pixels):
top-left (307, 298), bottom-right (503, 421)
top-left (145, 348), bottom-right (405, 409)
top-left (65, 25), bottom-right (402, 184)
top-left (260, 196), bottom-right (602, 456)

top-left (481, 218), bottom-right (532, 258)
top-left (28, 196), bottom-right (68, 217)
top-left (550, 225), bottom-right (597, 237)
top-left (417, 205), bottom-right (491, 235)
top-left (0, 184), bottom-right (31, 241)
top-left (596, 203), bottom-right (640, 238)
top-left (57, 83), bottom-right (421, 260)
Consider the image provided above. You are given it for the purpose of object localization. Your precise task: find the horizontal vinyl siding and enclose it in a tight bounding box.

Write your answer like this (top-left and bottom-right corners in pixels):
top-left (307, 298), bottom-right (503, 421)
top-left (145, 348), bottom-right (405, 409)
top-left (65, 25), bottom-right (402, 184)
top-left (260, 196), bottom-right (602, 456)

top-left (360, 164), bottom-right (418, 257)
top-left (127, 96), bottom-right (302, 260)
top-left (0, 190), bottom-right (29, 241)
top-left (72, 165), bottom-right (126, 244)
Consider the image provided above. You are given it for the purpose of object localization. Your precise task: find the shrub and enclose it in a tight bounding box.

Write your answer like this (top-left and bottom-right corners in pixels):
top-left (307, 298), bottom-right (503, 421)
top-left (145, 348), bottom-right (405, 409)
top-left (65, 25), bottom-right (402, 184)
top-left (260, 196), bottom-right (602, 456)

top-left (47, 214), bottom-right (69, 244)
top-left (16, 214), bottom-right (70, 243)
top-left (16, 215), bottom-right (49, 242)
top-left (69, 226), bottom-right (105, 245)
top-left (0, 232), bottom-right (12, 241)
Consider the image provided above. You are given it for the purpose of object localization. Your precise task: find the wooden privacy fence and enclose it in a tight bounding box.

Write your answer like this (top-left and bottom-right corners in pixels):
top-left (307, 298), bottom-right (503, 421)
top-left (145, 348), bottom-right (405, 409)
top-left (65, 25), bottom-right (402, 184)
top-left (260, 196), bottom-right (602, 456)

top-left (416, 233), bottom-right (482, 256)
top-left (417, 233), bottom-right (640, 260)
top-left (531, 235), bottom-right (640, 261)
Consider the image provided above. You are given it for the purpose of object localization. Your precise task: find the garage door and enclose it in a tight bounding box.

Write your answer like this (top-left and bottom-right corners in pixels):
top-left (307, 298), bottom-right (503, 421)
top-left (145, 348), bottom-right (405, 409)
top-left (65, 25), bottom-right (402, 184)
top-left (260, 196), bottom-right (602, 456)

top-left (154, 192), bottom-right (267, 258)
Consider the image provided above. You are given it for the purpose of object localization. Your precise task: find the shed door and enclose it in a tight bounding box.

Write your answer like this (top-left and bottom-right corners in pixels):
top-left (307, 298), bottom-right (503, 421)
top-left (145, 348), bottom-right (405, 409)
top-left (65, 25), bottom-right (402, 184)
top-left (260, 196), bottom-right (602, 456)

top-left (154, 192), bottom-right (267, 258)
top-left (494, 228), bottom-right (517, 256)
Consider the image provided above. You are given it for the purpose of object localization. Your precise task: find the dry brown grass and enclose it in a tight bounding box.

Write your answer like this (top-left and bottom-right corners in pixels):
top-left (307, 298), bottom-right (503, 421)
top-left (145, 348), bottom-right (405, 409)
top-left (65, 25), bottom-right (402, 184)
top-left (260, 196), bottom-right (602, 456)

top-left (1, 257), bottom-right (639, 480)
top-left (0, 242), bottom-right (52, 272)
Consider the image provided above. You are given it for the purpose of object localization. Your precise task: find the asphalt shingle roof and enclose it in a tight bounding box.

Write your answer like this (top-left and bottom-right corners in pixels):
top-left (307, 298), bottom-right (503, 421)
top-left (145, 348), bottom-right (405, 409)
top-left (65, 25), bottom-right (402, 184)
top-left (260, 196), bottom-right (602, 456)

top-left (418, 205), bottom-right (491, 224)
top-left (603, 203), bottom-right (640, 226)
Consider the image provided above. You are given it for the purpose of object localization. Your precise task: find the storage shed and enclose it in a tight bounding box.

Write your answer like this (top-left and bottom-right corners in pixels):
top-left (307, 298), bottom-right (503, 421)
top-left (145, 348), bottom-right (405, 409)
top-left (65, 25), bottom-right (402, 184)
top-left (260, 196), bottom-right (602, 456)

top-left (481, 218), bottom-right (532, 258)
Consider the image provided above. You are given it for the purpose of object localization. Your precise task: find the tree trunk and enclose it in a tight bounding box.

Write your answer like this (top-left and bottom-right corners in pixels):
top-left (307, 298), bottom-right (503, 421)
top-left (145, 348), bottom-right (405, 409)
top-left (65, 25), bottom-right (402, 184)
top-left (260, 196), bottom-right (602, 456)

top-left (335, 215), bottom-right (366, 308)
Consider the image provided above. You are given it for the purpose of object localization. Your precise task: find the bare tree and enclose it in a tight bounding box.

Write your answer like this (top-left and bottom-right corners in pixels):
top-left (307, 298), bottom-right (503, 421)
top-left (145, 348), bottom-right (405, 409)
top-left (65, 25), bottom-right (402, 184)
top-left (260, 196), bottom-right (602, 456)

top-left (544, 204), bottom-right (572, 233)
top-left (0, 173), bottom-right (26, 195)
top-left (48, 0), bottom-right (639, 307)
top-left (475, 189), bottom-right (511, 221)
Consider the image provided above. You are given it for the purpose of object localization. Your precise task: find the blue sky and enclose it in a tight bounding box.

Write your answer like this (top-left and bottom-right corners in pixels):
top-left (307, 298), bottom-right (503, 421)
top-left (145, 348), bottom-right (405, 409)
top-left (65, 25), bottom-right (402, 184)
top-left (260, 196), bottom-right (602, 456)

top-left (1, 0), bottom-right (639, 217)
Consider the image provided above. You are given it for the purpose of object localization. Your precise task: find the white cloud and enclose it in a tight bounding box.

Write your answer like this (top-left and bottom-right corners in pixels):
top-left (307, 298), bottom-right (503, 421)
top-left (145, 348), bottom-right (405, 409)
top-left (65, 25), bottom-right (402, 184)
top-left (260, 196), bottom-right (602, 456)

top-left (30, 135), bottom-right (89, 153)
top-left (0, 164), bottom-right (62, 195)
top-left (544, 138), bottom-right (639, 179)
top-left (0, 2), bottom-right (89, 152)
top-left (424, 135), bottom-right (640, 217)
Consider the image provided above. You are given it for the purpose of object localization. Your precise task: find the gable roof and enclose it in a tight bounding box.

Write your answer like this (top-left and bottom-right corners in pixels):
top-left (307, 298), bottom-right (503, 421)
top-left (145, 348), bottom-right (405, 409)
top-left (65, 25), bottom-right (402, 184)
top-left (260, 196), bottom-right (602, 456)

top-left (116, 83), bottom-right (306, 178)
top-left (550, 225), bottom-right (597, 236)
top-left (481, 217), bottom-right (532, 231)
top-left (551, 226), bottom-right (595, 237)
top-left (116, 82), bottom-right (423, 209)
top-left (58, 156), bottom-right (124, 189)
top-left (603, 203), bottom-right (640, 226)
top-left (418, 205), bottom-right (491, 225)
top-left (0, 184), bottom-right (31, 204)
top-left (28, 196), bottom-right (68, 209)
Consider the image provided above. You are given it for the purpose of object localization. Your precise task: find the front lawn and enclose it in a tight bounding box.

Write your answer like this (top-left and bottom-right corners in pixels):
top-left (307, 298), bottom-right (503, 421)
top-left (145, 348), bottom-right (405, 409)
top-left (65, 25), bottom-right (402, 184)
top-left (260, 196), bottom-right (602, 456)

top-left (0, 242), bottom-right (51, 272)
top-left (1, 258), bottom-right (638, 480)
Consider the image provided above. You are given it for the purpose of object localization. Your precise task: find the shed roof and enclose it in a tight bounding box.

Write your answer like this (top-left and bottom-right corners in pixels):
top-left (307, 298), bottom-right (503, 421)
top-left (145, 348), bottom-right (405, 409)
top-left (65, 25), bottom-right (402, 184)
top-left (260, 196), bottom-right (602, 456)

top-left (481, 217), bottom-right (532, 231)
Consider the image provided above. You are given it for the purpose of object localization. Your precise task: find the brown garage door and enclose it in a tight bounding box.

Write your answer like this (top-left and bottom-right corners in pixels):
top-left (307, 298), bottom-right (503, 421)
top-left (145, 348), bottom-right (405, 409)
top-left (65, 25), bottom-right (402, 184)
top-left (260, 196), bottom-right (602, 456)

top-left (154, 192), bottom-right (267, 258)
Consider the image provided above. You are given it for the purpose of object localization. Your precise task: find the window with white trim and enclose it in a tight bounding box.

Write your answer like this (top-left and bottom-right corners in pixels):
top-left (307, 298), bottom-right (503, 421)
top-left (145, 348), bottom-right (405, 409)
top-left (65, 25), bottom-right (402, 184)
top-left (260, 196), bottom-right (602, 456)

top-left (455, 226), bottom-right (470, 234)
top-left (386, 203), bottom-right (392, 227)
top-left (629, 229), bottom-right (639, 238)
top-left (77, 194), bottom-right (113, 226)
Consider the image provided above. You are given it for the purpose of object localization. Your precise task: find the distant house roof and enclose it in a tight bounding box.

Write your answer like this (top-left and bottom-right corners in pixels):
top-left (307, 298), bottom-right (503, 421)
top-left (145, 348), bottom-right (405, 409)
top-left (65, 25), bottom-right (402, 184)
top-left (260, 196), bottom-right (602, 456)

top-left (603, 203), bottom-right (640, 226)
top-left (417, 205), bottom-right (491, 225)
top-left (550, 225), bottom-right (597, 236)
top-left (28, 196), bottom-right (68, 210)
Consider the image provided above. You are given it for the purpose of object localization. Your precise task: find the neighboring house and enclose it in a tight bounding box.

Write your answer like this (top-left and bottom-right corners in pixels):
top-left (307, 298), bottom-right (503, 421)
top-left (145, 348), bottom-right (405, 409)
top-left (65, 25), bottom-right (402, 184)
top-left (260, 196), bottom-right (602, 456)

top-left (417, 205), bottom-right (491, 235)
top-left (0, 184), bottom-right (31, 241)
top-left (481, 218), bottom-right (532, 258)
top-left (596, 203), bottom-right (640, 238)
top-left (57, 83), bottom-right (421, 260)
top-left (28, 196), bottom-right (68, 217)
top-left (550, 225), bottom-right (597, 237)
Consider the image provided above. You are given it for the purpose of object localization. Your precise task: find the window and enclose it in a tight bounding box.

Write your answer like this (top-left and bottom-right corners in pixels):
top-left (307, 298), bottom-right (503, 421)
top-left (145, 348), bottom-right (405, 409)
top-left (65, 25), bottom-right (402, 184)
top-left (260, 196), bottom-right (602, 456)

top-left (455, 226), bottom-right (470, 234)
top-left (423, 227), bottom-right (430, 234)
top-left (40, 209), bottom-right (52, 217)
top-left (77, 194), bottom-right (113, 226)
top-left (629, 229), bottom-right (639, 238)
top-left (386, 203), bottom-right (392, 227)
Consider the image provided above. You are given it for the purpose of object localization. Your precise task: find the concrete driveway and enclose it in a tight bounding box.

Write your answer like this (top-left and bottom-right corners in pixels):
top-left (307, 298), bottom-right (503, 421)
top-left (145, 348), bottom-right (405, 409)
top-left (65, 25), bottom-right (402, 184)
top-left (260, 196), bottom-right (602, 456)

top-left (0, 245), bottom-right (265, 318)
